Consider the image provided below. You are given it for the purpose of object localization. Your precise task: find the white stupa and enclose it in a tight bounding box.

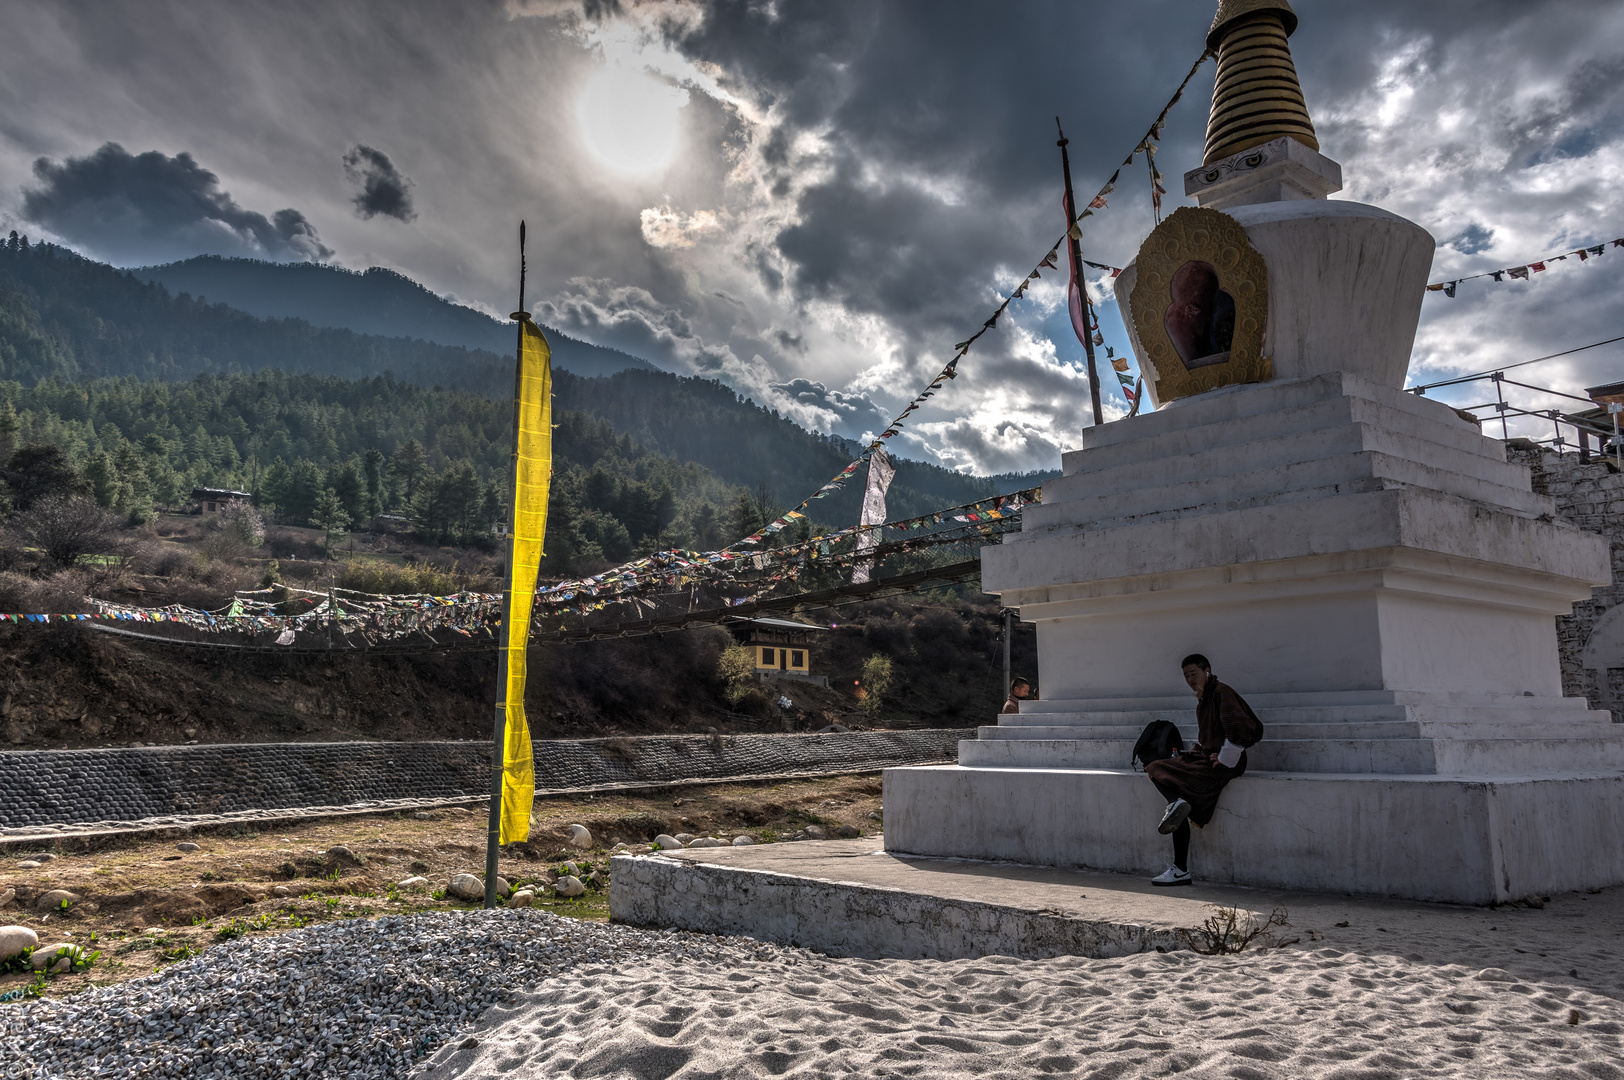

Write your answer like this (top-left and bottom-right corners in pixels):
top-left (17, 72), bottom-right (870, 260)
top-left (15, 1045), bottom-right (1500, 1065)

top-left (884, 0), bottom-right (1624, 904)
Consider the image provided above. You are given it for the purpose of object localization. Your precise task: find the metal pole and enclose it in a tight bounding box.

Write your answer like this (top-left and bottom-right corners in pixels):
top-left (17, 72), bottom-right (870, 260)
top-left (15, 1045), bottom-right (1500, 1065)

top-left (486, 221), bottom-right (527, 910)
top-left (1494, 372), bottom-right (1509, 440)
top-left (1057, 119), bottom-right (1104, 428)
top-left (1612, 403), bottom-right (1622, 470)
top-left (1002, 609), bottom-right (1012, 705)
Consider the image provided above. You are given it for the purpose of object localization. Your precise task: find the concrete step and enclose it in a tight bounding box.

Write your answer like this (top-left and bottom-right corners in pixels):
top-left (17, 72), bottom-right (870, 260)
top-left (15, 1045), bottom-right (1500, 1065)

top-left (1061, 391), bottom-right (1499, 478)
top-left (1071, 373), bottom-right (1481, 457)
top-left (976, 722), bottom-right (1427, 742)
top-left (1025, 450), bottom-right (1550, 535)
top-left (1044, 411), bottom-right (1530, 507)
top-left (984, 715), bottom-right (1618, 741)
top-left (958, 733), bottom-right (1624, 775)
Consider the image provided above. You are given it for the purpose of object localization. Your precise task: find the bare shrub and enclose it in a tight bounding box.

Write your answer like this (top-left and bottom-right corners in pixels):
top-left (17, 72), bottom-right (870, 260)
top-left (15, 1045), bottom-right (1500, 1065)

top-left (338, 559), bottom-right (479, 596)
top-left (138, 543), bottom-right (198, 579)
top-left (0, 569), bottom-right (93, 614)
top-left (197, 500), bottom-right (265, 563)
top-left (0, 571), bottom-right (38, 612)
top-left (1180, 906), bottom-right (1292, 955)
top-left (7, 495), bottom-right (134, 571)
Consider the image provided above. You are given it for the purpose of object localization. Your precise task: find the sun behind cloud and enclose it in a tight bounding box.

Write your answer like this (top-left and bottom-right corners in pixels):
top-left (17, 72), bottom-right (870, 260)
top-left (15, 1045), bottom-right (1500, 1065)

top-left (576, 65), bottom-right (688, 176)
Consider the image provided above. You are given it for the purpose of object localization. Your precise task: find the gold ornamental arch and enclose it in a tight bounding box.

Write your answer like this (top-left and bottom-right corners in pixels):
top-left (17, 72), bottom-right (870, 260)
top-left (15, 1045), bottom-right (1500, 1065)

top-left (1129, 206), bottom-right (1271, 402)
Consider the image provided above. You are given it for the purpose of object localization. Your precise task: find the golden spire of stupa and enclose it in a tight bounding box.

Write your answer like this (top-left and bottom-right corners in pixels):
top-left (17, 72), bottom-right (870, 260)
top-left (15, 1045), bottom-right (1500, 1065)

top-left (1202, 0), bottom-right (1318, 165)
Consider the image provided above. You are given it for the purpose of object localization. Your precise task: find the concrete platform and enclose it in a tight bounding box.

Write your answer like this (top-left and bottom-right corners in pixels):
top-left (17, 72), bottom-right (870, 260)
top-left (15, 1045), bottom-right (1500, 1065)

top-left (607, 836), bottom-right (1477, 961)
top-left (884, 764), bottom-right (1624, 906)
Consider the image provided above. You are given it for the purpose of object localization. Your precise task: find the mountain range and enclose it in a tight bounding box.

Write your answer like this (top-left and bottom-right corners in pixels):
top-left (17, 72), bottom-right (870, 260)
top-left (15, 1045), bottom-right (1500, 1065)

top-left (134, 255), bottom-right (656, 380)
top-left (0, 237), bottom-right (1054, 533)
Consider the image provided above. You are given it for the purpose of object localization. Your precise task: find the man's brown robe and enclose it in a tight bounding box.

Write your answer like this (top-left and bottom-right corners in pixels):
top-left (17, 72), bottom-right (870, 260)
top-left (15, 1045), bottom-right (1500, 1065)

top-left (1143, 678), bottom-right (1263, 826)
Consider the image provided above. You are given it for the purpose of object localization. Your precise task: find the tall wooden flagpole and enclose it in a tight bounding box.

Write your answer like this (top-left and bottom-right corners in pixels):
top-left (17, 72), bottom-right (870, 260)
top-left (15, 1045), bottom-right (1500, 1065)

top-left (1057, 118), bottom-right (1104, 428)
top-left (485, 221), bottom-right (527, 909)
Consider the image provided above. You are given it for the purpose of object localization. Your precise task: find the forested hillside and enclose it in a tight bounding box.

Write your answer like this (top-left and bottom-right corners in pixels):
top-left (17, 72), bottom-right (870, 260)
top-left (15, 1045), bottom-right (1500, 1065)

top-left (135, 255), bottom-right (656, 379)
top-left (0, 372), bottom-right (739, 570)
top-left (0, 235), bottom-right (1055, 561)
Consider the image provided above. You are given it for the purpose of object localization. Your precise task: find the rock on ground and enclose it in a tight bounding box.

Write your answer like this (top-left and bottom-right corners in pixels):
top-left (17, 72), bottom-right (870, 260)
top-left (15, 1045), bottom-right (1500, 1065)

top-left (34, 889), bottom-right (80, 912)
top-left (0, 925), bottom-right (37, 963)
top-left (446, 874), bottom-right (484, 901)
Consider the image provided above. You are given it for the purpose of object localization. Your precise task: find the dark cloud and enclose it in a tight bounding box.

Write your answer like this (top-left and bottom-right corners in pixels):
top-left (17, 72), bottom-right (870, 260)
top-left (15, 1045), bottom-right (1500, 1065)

top-left (770, 378), bottom-right (890, 433)
top-left (21, 142), bottom-right (331, 264)
top-left (342, 144), bottom-right (416, 222)
top-left (5, 0), bottom-right (1622, 471)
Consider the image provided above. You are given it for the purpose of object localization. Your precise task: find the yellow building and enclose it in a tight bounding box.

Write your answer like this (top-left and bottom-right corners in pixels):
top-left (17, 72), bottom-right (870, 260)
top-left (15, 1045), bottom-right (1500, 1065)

top-left (728, 617), bottom-right (830, 687)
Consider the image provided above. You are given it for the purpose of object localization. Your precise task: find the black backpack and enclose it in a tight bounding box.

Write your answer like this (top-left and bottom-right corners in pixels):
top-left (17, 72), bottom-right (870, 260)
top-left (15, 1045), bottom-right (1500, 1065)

top-left (1132, 720), bottom-right (1184, 770)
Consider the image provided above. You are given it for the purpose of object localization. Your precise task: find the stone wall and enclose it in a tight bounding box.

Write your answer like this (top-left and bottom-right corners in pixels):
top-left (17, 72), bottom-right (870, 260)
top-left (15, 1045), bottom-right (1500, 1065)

top-left (0, 730), bottom-right (961, 832)
top-left (1509, 445), bottom-right (1624, 720)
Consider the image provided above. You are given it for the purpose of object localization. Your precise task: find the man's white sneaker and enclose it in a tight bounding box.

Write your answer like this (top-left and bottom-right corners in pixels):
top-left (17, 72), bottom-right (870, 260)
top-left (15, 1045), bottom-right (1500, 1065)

top-left (1157, 798), bottom-right (1192, 834)
top-left (1150, 865), bottom-right (1191, 887)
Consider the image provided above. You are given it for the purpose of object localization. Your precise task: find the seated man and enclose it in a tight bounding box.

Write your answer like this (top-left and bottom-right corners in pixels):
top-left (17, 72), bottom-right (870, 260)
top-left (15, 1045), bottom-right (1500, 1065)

top-left (1143, 653), bottom-right (1263, 887)
top-left (1001, 676), bottom-right (1033, 714)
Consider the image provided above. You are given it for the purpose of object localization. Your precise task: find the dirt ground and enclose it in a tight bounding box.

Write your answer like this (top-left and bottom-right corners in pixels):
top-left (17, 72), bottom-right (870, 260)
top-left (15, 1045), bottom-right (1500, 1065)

top-left (0, 773), bottom-right (883, 1000)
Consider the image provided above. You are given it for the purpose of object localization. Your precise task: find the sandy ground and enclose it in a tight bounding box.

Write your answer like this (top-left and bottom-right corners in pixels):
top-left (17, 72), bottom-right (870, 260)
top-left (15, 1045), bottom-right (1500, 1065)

top-left (0, 775), bottom-right (880, 998)
top-left (418, 885), bottom-right (1624, 1080)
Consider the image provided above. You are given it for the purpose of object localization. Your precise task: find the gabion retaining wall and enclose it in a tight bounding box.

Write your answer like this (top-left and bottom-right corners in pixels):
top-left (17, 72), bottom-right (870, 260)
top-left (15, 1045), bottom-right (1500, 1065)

top-left (0, 730), bottom-right (961, 832)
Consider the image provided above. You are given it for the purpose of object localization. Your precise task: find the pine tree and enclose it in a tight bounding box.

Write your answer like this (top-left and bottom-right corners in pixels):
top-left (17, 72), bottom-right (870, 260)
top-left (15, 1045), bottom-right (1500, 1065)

top-left (361, 448), bottom-right (386, 516)
top-left (83, 449), bottom-right (121, 508)
top-left (309, 487), bottom-right (351, 557)
top-left (0, 399), bottom-right (18, 465)
top-left (328, 458), bottom-right (366, 524)
top-left (259, 457), bottom-right (292, 516)
top-left (392, 439), bottom-right (427, 499)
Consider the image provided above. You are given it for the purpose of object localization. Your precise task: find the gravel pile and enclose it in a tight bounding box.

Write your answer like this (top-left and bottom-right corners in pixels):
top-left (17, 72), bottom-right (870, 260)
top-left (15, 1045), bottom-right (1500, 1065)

top-left (0, 911), bottom-right (787, 1080)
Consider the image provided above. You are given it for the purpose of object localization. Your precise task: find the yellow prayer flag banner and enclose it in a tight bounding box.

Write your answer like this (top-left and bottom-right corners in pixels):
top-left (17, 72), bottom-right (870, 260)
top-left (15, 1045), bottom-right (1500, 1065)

top-left (500, 318), bottom-right (552, 843)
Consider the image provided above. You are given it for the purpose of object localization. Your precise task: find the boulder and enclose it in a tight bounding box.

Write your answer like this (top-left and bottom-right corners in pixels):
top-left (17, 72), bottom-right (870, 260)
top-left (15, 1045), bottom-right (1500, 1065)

top-left (508, 890), bottom-right (535, 908)
top-left (36, 890), bottom-right (80, 913)
top-left (397, 876), bottom-right (431, 889)
top-left (567, 824), bottom-right (593, 849)
top-left (15, 861), bottom-right (40, 870)
top-left (31, 943), bottom-right (82, 973)
top-left (33, 853), bottom-right (56, 862)
top-left (732, 836), bottom-right (755, 846)
top-left (835, 825), bottom-right (861, 839)
top-left (446, 874), bottom-right (485, 901)
top-left (654, 834), bottom-right (683, 851)
top-left (270, 886), bottom-right (292, 898)
top-left (685, 837), bottom-right (726, 848)
top-left (554, 876), bottom-right (587, 898)
top-left (673, 833), bottom-right (697, 845)
top-left (802, 825), bottom-right (828, 840)
top-left (1474, 968), bottom-right (1515, 982)
top-left (327, 845), bottom-right (364, 865)
top-left (0, 887), bottom-right (14, 907)
top-left (0, 925), bottom-right (38, 964)
top-left (175, 842), bottom-right (200, 853)
top-left (561, 861), bottom-right (580, 876)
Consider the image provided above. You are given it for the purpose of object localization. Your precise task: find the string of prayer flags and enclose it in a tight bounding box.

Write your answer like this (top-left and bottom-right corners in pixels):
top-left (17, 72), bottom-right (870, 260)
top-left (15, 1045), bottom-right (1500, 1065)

top-left (1426, 235), bottom-right (1622, 297)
